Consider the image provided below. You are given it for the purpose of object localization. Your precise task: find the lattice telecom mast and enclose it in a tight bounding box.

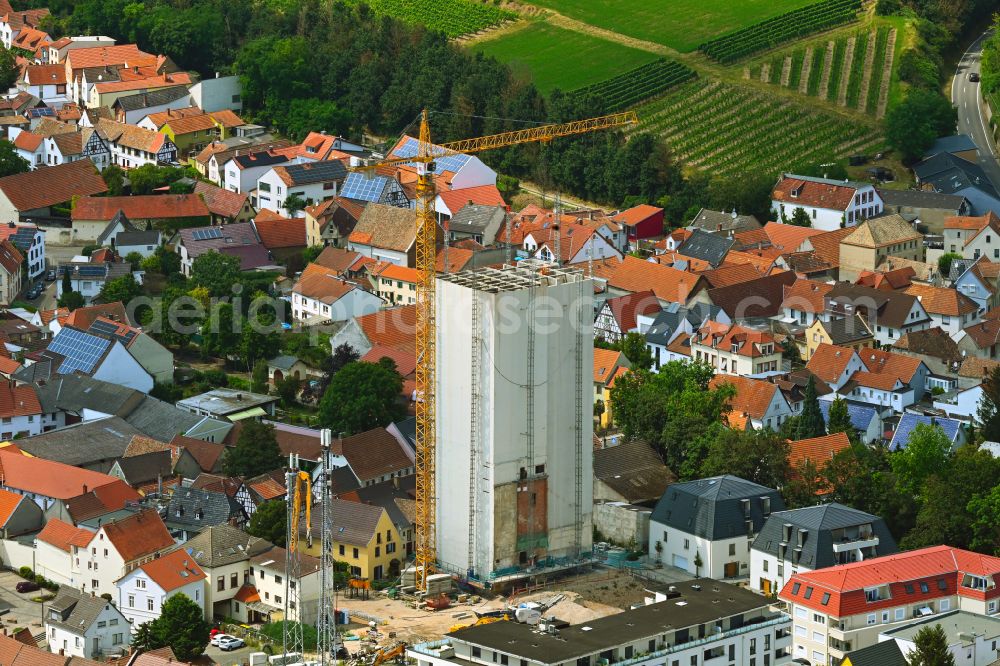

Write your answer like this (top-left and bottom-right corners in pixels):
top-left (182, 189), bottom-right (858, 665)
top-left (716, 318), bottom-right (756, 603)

top-left (347, 110), bottom-right (637, 591)
top-left (316, 429), bottom-right (339, 666)
top-left (284, 456), bottom-right (311, 660)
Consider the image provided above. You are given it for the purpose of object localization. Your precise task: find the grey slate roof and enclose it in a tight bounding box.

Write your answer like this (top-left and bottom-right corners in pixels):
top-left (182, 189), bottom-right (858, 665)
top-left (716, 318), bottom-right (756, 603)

top-left (97, 210), bottom-right (136, 246)
top-left (268, 355), bottom-right (299, 371)
top-left (879, 188), bottom-right (968, 211)
top-left (47, 587), bottom-right (118, 634)
top-left (924, 134), bottom-right (978, 158)
top-left (182, 523), bottom-right (270, 567)
top-left (18, 417), bottom-right (145, 469)
top-left (819, 314), bottom-right (872, 345)
top-left (915, 152), bottom-right (1000, 198)
top-left (840, 640), bottom-right (907, 666)
top-left (125, 395), bottom-right (209, 442)
top-left (951, 257), bottom-right (979, 282)
top-left (346, 475), bottom-right (415, 530)
top-left (593, 440), bottom-right (673, 503)
top-left (449, 203), bottom-right (506, 233)
top-left (306, 497), bottom-right (383, 546)
top-left (116, 230), bottom-right (160, 246)
top-left (751, 503), bottom-right (897, 569)
top-left (675, 228), bottom-right (734, 267)
top-left (114, 86), bottom-right (190, 112)
top-left (650, 475), bottom-right (785, 540)
top-left (165, 486), bottom-right (245, 529)
top-left (113, 449), bottom-right (172, 486)
top-left (687, 208), bottom-right (761, 233)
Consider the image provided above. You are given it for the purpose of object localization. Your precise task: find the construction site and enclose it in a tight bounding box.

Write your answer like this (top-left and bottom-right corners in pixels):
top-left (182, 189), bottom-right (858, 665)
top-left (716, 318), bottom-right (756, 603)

top-left (272, 112), bottom-right (635, 666)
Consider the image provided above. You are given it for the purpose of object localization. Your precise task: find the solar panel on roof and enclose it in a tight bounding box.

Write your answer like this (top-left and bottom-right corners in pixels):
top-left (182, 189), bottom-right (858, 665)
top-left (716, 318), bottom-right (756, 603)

top-left (192, 227), bottom-right (223, 241)
top-left (28, 108), bottom-right (54, 118)
top-left (48, 328), bottom-right (112, 375)
top-left (77, 265), bottom-right (107, 277)
top-left (340, 172), bottom-right (387, 203)
top-left (391, 137), bottom-right (471, 175)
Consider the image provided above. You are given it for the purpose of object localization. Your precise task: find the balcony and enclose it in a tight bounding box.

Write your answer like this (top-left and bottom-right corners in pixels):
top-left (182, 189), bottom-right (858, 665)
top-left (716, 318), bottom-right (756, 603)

top-left (832, 536), bottom-right (879, 553)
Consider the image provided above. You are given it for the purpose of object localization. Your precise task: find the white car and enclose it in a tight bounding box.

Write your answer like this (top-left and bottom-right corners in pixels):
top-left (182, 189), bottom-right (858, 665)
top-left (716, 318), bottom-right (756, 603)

top-left (218, 636), bottom-right (246, 652)
top-left (210, 634), bottom-right (234, 647)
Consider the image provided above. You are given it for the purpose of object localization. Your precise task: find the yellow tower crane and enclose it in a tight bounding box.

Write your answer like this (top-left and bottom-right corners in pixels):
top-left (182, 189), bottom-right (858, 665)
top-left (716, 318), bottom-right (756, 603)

top-left (352, 109), bottom-right (638, 592)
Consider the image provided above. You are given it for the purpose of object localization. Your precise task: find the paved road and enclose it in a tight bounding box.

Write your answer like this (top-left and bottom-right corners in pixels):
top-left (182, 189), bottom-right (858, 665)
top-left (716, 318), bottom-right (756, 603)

top-left (951, 30), bottom-right (1000, 190)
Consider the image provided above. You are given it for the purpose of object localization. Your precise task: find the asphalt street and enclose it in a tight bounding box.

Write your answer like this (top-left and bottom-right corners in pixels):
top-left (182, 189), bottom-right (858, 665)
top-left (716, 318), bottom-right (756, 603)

top-left (951, 30), bottom-right (1000, 190)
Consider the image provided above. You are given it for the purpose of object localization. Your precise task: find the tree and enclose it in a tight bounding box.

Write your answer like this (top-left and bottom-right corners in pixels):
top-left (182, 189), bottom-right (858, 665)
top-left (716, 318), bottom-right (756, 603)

top-left (251, 359), bottom-right (269, 393)
top-left (200, 302), bottom-right (239, 359)
top-left (239, 312), bottom-right (281, 371)
top-left (620, 332), bottom-right (653, 370)
top-left (788, 206), bottom-right (812, 227)
top-left (784, 459), bottom-right (824, 508)
top-left (153, 593), bottom-right (211, 662)
top-left (276, 375), bottom-right (300, 406)
top-left (190, 251), bottom-right (241, 297)
top-left (886, 88), bottom-right (958, 160)
top-left (700, 429), bottom-right (790, 489)
top-left (318, 360), bottom-right (404, 434)
top-left (98, 274), bottom-right (142, 305)
top-left (890, 423), bottom-right (952, 498)
top-left (795, 375), bottom-right (826, 440)
top-left (611, 361), bottom-right (733, 475)
top-left (693, 551), bottom-right (703, 577)
top-left (824, 442), bottom-right (916, 541)
top-left (61, 269), bottom-right (71, 295)
top-left (938, 252), bottom-right (963, 277)
top-left (968, 484), bottom-right (1000, 555)
top-left (102, 165), bottom-right (126, 196)
top-left (907, 624), bottom-right (956, 666)
top-left (303, 245), bottom-right (324, 264)
top-left (132, 621), bottom-right (160, 652)
top-left (0, 48), bottom-right (18, 93)
top-left (247, 499), bottom-right (287, 547)
top-left (222, 420), bottom-right (283, 478)
top-left (979, 366), bottom-right (1000, 442)
top-left (125, 251), bottom-right (144, 270)
top-left (825, 396), bottom-right (853, 436)
top-left (284, 193), bottom-right (307, 216)
top-left (57, 290), bottom-right (85, 311)
top-left (0, 140), bottom-right (28, 178)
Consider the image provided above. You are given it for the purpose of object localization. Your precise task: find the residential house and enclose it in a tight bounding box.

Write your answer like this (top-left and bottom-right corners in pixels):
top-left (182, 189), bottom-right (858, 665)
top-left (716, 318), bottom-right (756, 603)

top-left (347, 203), bottom-right (423, 267)
top-left (87, 71), bottom-right (194, 112)
top-left (337, 171), bottom-right (409, 208)
top-left (41, 128), bottom-right (111, 171)
top-left (750, 503), bottom-right (897, 597)
top-left (193, 181), bottom-right (255, 225)
top-left (880, 612), bottom-right (1000, 666)
top-left (825, 283), bottom-right (932, 346)
top-left (779, 545), bottom-right (1000, 666)
top-left (0, 239), bottom-right (22, 305)
top-left (32, 325), bottom-right (153, 392)
top-left (182, 524), bottom-right (271, 620)
top-left (593, 440), bottom-right (672, 550)
top-left (933, 384), bottom-right (985, 422)
top-left (19, 64), bottom-right (68, 107)
top-left (115, 231), bottom-right (160, 258)
top-left (642, 303), bottom-right (729, 368)
top-left (0, 223), bottom-right (43, 281)
top-left (944, 212), bottom-right (998, 256)
top-left (447, 203), bottom-right (507, 246)
top-left (892, 327), bottom-right (964, 376)
top-left (300, 498), bottom-right (402, 580)
top-left (45, 587), bottom-right (130, 658)
top-left (838, 214), bottom-right (923, 282)
top-left (116, 548), bottom-right (207, 626)
top-left (194, 138), bottom-right (288, 183)
top-left (805, 316), bottom-right (873, 361)
top-left (94, 119), bottom-right (177, 169)
top-left (840, 640), bottom-right (909, 666)
top-left (291, 263), bottom-right (382, 323)
top-left (688, 208), bottom-right (762, 236)
top-left (72, 194), bottom-right (209, 242)
top-left (138, 107), bottom-right (244, 159)
top-left (107, 450), bottom-right (173, 494)
top-left (112, 86), bottom-right (192, 125)
top-left (648, 475), bottom-right (785, 580)
top-left (387, 134), bottom-right (496, 190)
top-left (952, 257), bottom-right (1000, 311)
top-left (889, 413), bottom-right (965, 451)
top-left (0, 158), bottom-right (107, 225)
top-left (787, 432), bottom-right (853, 492)
top-left (855, 266), bottom-right (916, 291)
top-left (954, 211), bottom-right (1000, 262)
top-left (0, 8), bottom-right (48, 50)
top-left (771, 173), bottom-right (884, 231)
top-left (0, 486), bottom-right (43, 537)
top-left (805, 344), bottom-right (866, 392)
top-left (675, 228), bottom-right (733, 267)
top-left (304, 197), bottom-right (362, 248)
top-left (818, 399), bottom-right (882, 444)
top-left (593, 256), bottom-right (709, 307)
top-left (593, 348), bottom-right (630, 429)
top-left (710, 374), bottom-right (793, 431)
top-left (594, 290), bottom-right (661, 344)
top-left (958, 318), bottom-right (1000, 360)
top-left (73, 509), bottom-right (176, 595)
top-left (781, 279), bottom-right (834, 328)
top-left (691, 321), bottom-right (781, 377)
top-left (523, 219), bottom-right (622, 266)
top-left (879, 189), bottom-right (970, 234)
top-left (176, 388), bottom-right (277, 422)
top-left (0, 383), bottom-right (43, 438)
top-left (924, 134), bottom-right (980, 163)
top-left (368, 262), bottom-right (417, 306)
top-left (174, 222), bottom-right (262, 276)
top-left (221, 148), bottom-right (295, 194)
top-left (253, 210), bottom-right (307, 268)
top-left (695, 271), bottom-right (798, 322)
top-left (234, 470), bottom-right (286, 517)
top-left (611, 204), bottom-right (664, 245)
top-left (835, 347), bottom-right (931, 411)
top-left (248, 546), bottom-right (320, 623)
top-left (35, 519), bottom-right (96, 586)
top-left (434, 184), bottom-right (505, 221)
top-left (914, 151), bottom-right (1000, 216)
top-left (335, 427), bottom-right (415, 487)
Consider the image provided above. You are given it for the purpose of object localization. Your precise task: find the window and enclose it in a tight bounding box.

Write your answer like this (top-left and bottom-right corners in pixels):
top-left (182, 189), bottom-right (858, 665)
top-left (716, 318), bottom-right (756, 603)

top-left (804, 587), bottom-right (813, 600)
top-left (110, 619), bottom-right (118, 626)
top-left (113, 634), bottom-right (122, 646)
top-left (867, 614), bottom-right (876, 625)
top-left (729, 543), bottom-right (736, 556)
top-left (794, 625), bottom-right (806, 637)
top-left (375, 547), bottom-right (380, 557)
top-left (339, 545), bottom-right (345, 556)
top-left (275, 575), bottom-right (282, 584)
top-left (386, 542), bottom-right (396, 554)
top-left (684, 539), bottom-right (690, 550)
top-left (230, 573), bottom-right (238, 588)
top-left (881, 611), bottom-right (889, 623)
top-left (920, 582), bottom-right (929, 593)
top-left (795, 607), bottom-right (807, 619)
top-left (792, 583), bottom-right (801, 595)
top-left (895, 608), bottom-right (905, 620)
top-left (353, 548), bottom-right (359, 558)
top-left (821, 593), bottom-right (830, 606)
top-left (941, 599), bottom-right (951, 611)
top-left (276, 595), bottom-right (282, 604)
top-left (147, 598), bottom-right (154, 611)
top-left (812, 631), bottom-right (823, 642)
top-left (98, 621), bottom-right (106, 628)
top-left (217, 576), bottom-right (225, 592)
top-left (472, 648), bottom-right (481, 658)
top-left (813, 614), bottom-right (823, 623)
top-left (128, 595), bottom-right (134, 607)
top-left (763, 560), bottom-right (768, 572)
top-left (904, 584), bottom-right (914, 594)
top-left (136, 579), bottom-right (146, 589)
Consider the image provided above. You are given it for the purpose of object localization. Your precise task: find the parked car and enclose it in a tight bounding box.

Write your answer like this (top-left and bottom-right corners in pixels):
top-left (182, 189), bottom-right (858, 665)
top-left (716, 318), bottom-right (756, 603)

top-left (15, 581), bottom-right (39, 593)
top-left (45, 269), bottom-right (56, 281)
top-left (26, 285), bottom-right (42, 300)
top-left (209, 633), bottom-right (232, 647)
top-left (970, 71), bottom-right (981, 82)
top-left (218, 636), bottom-right (245, 651)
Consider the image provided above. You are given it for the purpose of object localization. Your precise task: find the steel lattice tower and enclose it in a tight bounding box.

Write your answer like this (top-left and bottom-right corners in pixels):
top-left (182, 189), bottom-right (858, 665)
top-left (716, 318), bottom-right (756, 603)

top-left (317, 429), bottom-right (340, 665)
top-left (283, 453), bottom-right (305, 661)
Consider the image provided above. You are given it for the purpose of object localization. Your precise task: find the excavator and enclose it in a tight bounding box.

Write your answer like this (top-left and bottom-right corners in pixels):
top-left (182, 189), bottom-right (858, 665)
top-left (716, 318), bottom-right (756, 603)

top-left (352, 642), bottom-right (407, 666)
top-left (448, 613), bottom-right (510, 634)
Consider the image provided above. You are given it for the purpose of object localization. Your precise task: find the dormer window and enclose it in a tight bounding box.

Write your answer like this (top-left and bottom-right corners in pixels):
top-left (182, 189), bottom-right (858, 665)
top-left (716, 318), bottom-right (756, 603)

top-left (730, 342), bottom-right (739, 353)
top-left (962, 574), bottom-right (993, 590)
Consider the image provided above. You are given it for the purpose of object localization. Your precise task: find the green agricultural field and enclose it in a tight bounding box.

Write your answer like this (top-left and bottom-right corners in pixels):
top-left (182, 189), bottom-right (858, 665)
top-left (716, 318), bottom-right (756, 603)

top-left (345, 0), bottom-right (516, 37)
top-left (525, 0), bottom-right (815, 52)
top-left (635, 79), bottom-right (885, 178)
top-left (472, 22), bottom-right (659, 93)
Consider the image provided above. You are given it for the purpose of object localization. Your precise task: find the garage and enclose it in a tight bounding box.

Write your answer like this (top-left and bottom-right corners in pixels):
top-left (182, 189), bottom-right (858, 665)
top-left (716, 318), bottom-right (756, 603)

top-left (672, 554), bottom-right (688, 570)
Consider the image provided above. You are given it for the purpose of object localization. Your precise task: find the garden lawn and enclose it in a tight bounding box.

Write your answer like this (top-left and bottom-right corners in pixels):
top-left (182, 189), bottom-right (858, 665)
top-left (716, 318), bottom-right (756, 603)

top-left (525, 0), bottom-right (816, 52)
top-left (472, 22), bottom-right (658, 93)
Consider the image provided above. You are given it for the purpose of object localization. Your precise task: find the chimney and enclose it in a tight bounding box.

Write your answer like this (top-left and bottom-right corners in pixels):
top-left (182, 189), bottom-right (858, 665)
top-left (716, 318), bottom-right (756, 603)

top-left (215, 72), bottom-right (220, 78)
top-left (82, 484), bottom-right (88, 493)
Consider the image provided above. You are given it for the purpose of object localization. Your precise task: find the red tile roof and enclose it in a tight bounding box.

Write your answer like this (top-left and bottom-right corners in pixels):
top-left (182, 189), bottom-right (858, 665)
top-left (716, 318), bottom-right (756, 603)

top-left (856, 267), bottom-right (915, 290)
top-left (781, 279), bottom-right (833, 314)
top-left (612, 204), bottom-right (663, 227)
top-left (101, 509), bottom-right (173, 562)
top-left (136, 547), bottom-right (205, 592)
top-left (904, 283), bottom-right (978, 316)
top-left (72, 194), bottom-right (209, 221)
top-left (709, 375), bottom-right (779, 421)
top-left (0, 159), bottom-right (106, 212)
top-left (772, 176), bottom-right (861, 211)
top-left (697, 263), bottom-right (761, 288)
top-left (36, 518), bottom-right (94, 552)
top-left (66, 44), bottom-right (154, 71)
top-left (0, 239), bottom-right (23, 275)
top-left (779, 545), bottom-right (1000, 617)
top-left (761, 221), bottom-right (824, 252)
top-left (963, 318), bottom-right (1000, 349)
top-left (360, 344), bottom-right (416, 376)
top-left (857, 347), bottom-right (923, 383)
top-left (254, 214), bottom-right (306, 249)
top-left (944, 211), bottom-right (999, 230)
top-left (439, 184), bottom-right (505, 214)
top-left (12, 131), bottom-right (41, 152)
top-left (0, 384), bottom-right (40, 418)
top-left (600, 290), bottom-right (661, 333)
top-left (233, 583), bottom-right (260, 603)
top-left (594, 348), bottom-right (627, 384)
top-left (591, 255), bottom-right (706, 304)
top-left (292, 271), bottom-right (357, 305)
top-left (805, 343), bottom-right (859, 384)
top-left (789, 432), bottom-right (851, 472)
top-left (0, 449), bottom-right (133, 500)
top-left (0, 487), bottom-right (23, 527)
top-left (356, 305), bottom-right (415, 351)
top-left (193, 181), bottom-right (248, 220)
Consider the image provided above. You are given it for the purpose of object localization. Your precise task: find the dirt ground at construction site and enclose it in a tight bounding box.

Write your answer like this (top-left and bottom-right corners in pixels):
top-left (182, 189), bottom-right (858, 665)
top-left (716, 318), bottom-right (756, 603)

top-left (335, 569), bottom-right (650, 646)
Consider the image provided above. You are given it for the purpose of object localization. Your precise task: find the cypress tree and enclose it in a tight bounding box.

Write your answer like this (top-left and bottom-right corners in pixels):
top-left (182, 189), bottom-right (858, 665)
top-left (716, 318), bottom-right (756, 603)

top-left (796, 375), bottom-right (826, 440)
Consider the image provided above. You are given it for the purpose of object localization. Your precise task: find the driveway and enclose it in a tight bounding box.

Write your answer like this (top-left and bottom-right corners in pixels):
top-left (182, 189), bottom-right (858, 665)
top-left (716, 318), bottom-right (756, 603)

top-left (951, 29), bottom-right (1000, 190)
top-left (0, 570), bottom-right (48, 636)
top-left (204, 643), bottom-right (254, 666)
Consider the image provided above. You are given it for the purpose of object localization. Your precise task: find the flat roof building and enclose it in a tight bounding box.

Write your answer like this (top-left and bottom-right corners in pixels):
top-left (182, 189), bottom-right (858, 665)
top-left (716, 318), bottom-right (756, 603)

top-left (175, 388), bottom-right (277, 421)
